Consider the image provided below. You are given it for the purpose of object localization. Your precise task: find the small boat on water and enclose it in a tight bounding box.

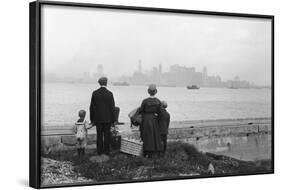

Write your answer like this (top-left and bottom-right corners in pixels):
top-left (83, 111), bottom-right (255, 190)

top-left (186, 85), bottom-right (200, 89)
top-left (113, 82), bottom-right (130, 86)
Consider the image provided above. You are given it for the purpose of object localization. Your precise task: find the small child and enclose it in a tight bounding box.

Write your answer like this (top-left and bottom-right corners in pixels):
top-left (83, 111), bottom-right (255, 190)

top-left (73, 110), bottom-right (93, 158)
top-left (159, 101), bottom-right (170, 155)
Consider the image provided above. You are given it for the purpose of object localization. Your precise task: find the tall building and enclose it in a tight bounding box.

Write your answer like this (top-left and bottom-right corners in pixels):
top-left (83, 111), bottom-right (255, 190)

top-left (97, 64), bottom-right (103, 77)
top-left (234, 75), bottom-right (240, 81)
top-left (203, 66), bottom-right (208, 77)
top-left (202, 66), bottom-right (208, 86)
top-left (138, 60), bottom-right (142, 73)
top-left (159, 64), bottom-right (162, 73)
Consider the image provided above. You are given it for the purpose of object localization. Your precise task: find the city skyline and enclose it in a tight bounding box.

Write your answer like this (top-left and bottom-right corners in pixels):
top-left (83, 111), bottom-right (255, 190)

top-left (45, 63), bottom-right (268, 88)
top-left (44, 59), bottom-right (272, 86)
top-left (42, 5), bottom-right (272, 86)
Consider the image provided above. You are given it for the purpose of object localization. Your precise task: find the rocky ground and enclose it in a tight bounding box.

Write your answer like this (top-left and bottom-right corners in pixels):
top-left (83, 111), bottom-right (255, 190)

top-left (41, 158), bottom-right (92, 186)
top-left (41, 142), bottom-right (272, 186)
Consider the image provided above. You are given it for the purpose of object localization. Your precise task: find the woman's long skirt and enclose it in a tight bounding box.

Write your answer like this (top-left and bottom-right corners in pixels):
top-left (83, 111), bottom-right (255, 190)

top-left (140, 114), bottom-right (162, 152)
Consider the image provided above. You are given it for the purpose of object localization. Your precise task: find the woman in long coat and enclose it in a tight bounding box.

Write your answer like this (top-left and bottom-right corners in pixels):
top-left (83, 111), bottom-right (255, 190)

top-left (139, 84), bottom-right (162, 158)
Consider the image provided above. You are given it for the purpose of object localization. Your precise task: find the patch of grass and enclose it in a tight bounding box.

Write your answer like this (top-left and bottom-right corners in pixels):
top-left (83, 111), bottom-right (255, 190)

top-left (43, 141), bottom-right (272, 182)
top-left (205, 153), bottom-right (272, 174)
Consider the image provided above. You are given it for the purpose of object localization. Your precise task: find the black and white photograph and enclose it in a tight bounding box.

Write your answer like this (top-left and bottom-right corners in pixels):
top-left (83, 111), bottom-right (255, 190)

top-left (30, 1), bottom-right (273, 188)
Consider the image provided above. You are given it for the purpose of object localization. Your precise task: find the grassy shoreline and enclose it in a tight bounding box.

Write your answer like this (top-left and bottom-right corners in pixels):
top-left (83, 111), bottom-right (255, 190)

top-left (41, 142), bottom-right (272, 185)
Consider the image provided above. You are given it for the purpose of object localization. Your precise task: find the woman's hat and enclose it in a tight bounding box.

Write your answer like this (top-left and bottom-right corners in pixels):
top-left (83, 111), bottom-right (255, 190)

top-left (148, 84), bottom-right (157, 95)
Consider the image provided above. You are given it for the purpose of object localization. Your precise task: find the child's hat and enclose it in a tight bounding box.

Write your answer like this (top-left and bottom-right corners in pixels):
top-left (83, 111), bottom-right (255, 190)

top-left (79, 110), bottom-right (86, 117)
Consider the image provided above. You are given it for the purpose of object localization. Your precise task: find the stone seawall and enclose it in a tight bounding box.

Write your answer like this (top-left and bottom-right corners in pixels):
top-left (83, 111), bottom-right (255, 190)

top-left (41, 117), bottom-right (271, 161)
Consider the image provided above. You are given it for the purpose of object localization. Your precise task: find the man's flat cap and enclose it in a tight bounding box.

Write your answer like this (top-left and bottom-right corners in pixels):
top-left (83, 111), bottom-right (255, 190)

top-left (98, 77), bottom-right (108, 85)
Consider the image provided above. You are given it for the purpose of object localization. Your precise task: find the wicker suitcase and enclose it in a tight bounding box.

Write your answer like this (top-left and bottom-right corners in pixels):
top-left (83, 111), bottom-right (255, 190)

top-left (120, 138), bottom-right (143, 156)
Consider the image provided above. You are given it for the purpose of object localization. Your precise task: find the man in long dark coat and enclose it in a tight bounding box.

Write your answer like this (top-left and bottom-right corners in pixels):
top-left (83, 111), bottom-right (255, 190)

top-left (90, 77), bottom-right (116, 155)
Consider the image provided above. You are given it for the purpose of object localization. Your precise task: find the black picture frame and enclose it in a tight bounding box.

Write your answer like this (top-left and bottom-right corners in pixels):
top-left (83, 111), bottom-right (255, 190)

top-left (29, 0), bottom-right (274, 188)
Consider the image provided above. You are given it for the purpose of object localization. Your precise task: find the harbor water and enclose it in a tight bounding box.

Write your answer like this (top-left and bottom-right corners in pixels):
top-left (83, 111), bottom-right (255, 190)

top-left (42, 83), bottom-right (271, 128)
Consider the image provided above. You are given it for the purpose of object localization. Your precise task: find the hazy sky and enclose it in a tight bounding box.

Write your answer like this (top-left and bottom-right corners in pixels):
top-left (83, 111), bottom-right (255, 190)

top-left (41, 5), bottom-right (272, 85)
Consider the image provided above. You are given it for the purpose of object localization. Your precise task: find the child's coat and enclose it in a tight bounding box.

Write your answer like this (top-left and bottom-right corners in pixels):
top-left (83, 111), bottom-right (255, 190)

top-left (73, 120), bottom-right (88, 148)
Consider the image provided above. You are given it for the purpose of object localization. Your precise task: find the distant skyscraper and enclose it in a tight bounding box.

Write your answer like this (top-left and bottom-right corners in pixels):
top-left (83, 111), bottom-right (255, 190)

top-left (234, 75), bottom-right (240, 81)
top-left (203, 66), bottom-right (208, 77)
top-left (138, 60), bottom-right (142, 73)
top-left (159, 64), bottom-right (162, 73)
top-left (97, 64), bottom-right (103, 76)
top-left (202, 66), bottom-right (208, 86)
